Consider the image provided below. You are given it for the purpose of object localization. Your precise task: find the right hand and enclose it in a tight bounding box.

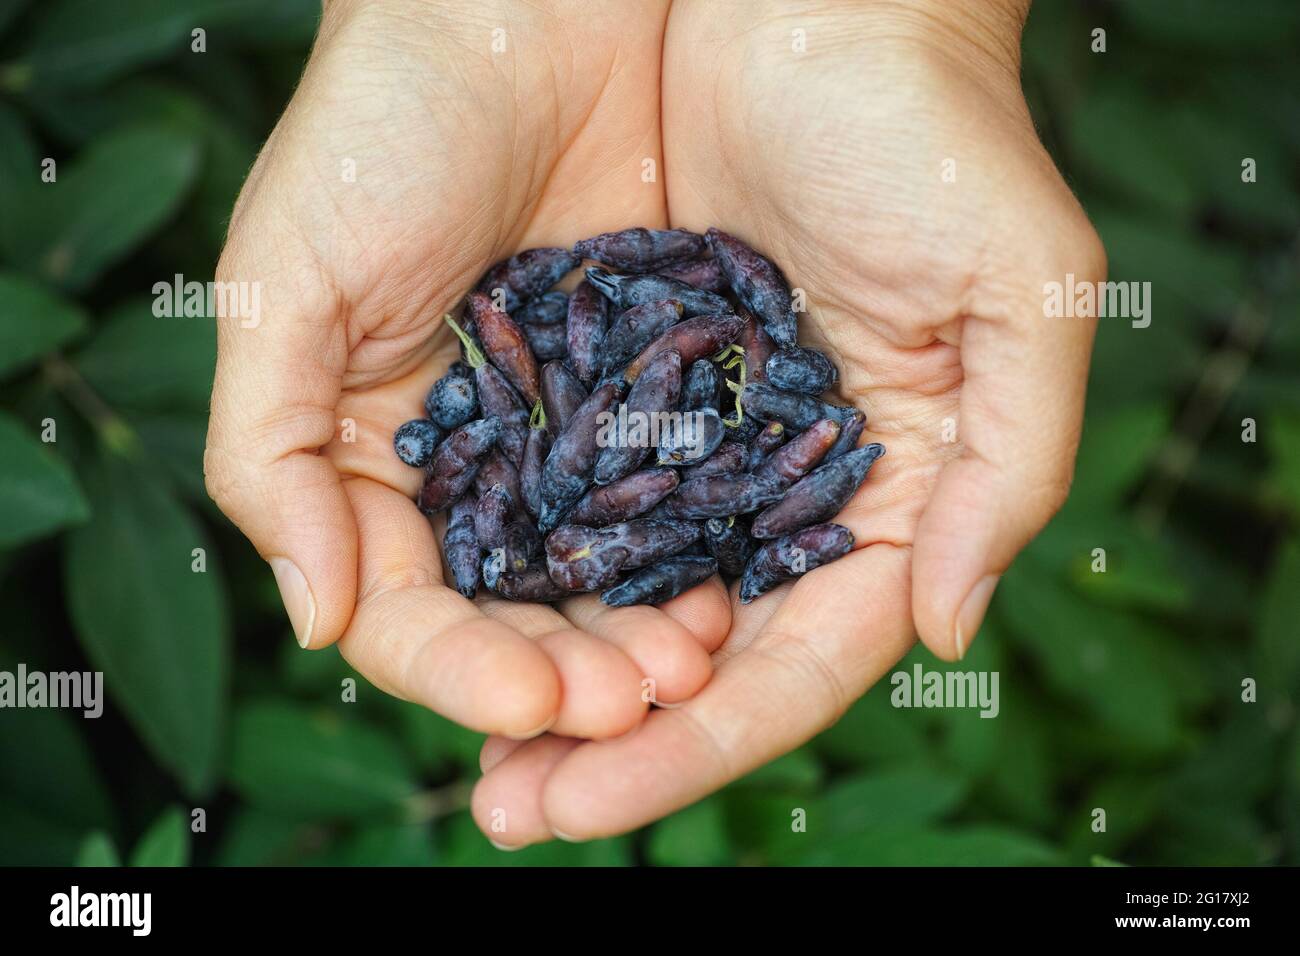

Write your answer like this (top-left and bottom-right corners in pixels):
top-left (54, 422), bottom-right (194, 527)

top-left (204, 0), bottom-right (729, 741)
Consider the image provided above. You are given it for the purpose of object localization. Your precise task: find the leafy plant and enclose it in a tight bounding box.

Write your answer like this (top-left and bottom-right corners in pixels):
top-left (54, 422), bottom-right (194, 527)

top-left (0, 0), bottom-right (1295, 866)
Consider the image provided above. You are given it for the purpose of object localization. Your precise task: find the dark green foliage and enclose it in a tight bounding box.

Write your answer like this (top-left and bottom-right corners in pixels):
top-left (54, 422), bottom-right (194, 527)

top-left (0, 0), bottom-right (1296, 867)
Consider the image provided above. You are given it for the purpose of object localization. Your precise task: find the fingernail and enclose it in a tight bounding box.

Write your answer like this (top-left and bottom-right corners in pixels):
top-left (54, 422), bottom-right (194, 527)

top-left (505, 715), bottom-right (556, 741)
top-left (269, 557), bottom-right (316, 649)
top-left (954, 574), bottom-right (999, 660)
top-left (489, 839), bottom-right (522, 852)
top-left (550, 828), bottom-right (580, 843)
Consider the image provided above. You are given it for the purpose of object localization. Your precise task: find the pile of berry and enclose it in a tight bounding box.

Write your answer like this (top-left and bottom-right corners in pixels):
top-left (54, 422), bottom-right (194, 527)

top-left (394, 227), bottom-right (884, 607)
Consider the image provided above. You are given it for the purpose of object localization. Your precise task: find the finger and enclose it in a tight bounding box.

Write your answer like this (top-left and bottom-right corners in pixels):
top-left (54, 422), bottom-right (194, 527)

top-left (656, 574), bottom-right (733, 653)
top-left (471, 736), bottom-right (582, 849)
top-left (204, 250), bottom-right (356, 650)
top-left (912, 233), bottom-right (1103, 659)
top-left (484, 544), bottom-right (915, 842)
top-left (558, 594), bottom-right (714, 704)
top-left (478, 595), bottom-right (651, 740)
top-left (480, 736), bottom-right (526, 774)
top-left (336, 478), bottom-right (561, 738)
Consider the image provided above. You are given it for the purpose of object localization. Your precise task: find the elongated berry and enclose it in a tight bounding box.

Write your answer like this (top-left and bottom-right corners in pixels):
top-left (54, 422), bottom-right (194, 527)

top-left (473, 449), bottom-right (522, 507)
top-left (545, 518), bottom-right (702, 591)
top-left (657, 406), bottom-right (726, 466)
top-left (514, 290), bottom-right (568, 325)
top-left (751, 444), bottom-right (885, 538)
top-left (659, 472), bottom-right (783, 519)
top-left (520, 424), bottom-right (550, 520)
top-left (704, 516), bottom-right (756, 577)
top-left (478, 247), bottom-right (580, 311)
top-left (705, 228), bottom-right (797, 348)
top-left (737, 310), bottom-right (777, 384)
top-left (740, 381), bottom-right (852, 433)
top-left (585, 267), bottom-right (731, 316)
top-left (393, 419), bottom-right (443, 468)
top-left (475, 484), bottom-right (512, 551)
top-left (523, 321), bottom-right (567, 361)
top-left (622, 312), bottom-right (744, 385)
top-left (766, 347), bottom-right (837, 394)
top-left (656, 257), bottom-right (728, 293)
top-left (595, 349), bottom-right (682, 485)
top-left (566, 280), bottom-right (609, 385)
top-left (739, 523), bottom-right (854, 603)
top-left (468, 292), bottom-right (540, 405)
top-left (417, 418), bottom-right (502, 515)
top-left (601, 555), bottom-right (718, 607)
top-left (746, 420), bottom-right (786, 469)
top-left (828, 408), bottom-right (866, 460)
top-left (683, 441), bottom-right (746, 480)
top-left (574, 228), bottom-right (705, 272)
top-left (600, 299), bottom-right (684, 377)
top-left (492, 564), bottom-right (570, 602)
top-left (444, 497), bottom-right (482, 598)
top-left (538, 380), bottom-right (623, 532)
top-left (751, 418), bottom-right (839, 489)
top-left (475, 362), bottom-right (529, 465)
top-left (682, 358), bottom-right (720, 412)
top-left (565, 468), bottom-right (679, 526)
top-left (541, 360), bottom-right (588, 439)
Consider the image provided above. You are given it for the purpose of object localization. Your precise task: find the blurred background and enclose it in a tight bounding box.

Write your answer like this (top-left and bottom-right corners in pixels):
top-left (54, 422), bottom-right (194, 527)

top-left (0, 0), bottom-right (1297, 866)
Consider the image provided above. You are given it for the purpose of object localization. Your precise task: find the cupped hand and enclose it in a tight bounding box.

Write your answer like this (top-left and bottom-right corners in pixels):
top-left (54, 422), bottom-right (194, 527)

top-left (472, 0), bottom-right (1105, 845)
top-left (204, 0), bottom-right (731, 743)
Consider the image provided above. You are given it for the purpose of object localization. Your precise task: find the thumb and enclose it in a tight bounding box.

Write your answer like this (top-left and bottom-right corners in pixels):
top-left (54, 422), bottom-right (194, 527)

top-left (204, 253), bottom-right (357, 651)
top-left (911, 240), bottom-right (1104, 661)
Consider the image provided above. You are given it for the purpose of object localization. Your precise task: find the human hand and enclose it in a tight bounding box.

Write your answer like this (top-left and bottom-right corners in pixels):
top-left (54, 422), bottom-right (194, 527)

top-left (204, 0), bottom-right (731, 743)
top-left (472, 0), bottom-right (1105, 845)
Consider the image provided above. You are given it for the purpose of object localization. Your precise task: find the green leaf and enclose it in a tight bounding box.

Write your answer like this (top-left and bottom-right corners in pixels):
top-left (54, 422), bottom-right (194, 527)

top-left (74, 297), bottom-right (214, 411)
top-left (1069, 85), bottom-right (1200, 220)
top-left (6, 0), bottom-right (223, 90)
top-left (129, 806), bottom-right (189, 866)
top-left (227, 701), bottom-right (416, 820)
top-left (1267, 415), bottom-right (1300, 515)
top-left (0, 410), bottom-right (89, 548)
top-left (213, 809), bottom-right (318, 867)
top-left (0, 794), bottom-right (87, 865)
top-left (76, 832), bottom-right (121, 867)
top-left (310, 823), bottom-right (438, 867)
top-left (16, 124), bottom-right (200, 292)
top-left (998, 563), bottom-right (1186, 754)
top-left (820, 766), bottom-right (967, 835)
top-left (64, 452), bottom-right (227, 794)
top-left (1119, 0), bottom-right (1300, 52)
top-left (734, 748), bottom-right (823, 792)
top-left (647, 798), bottom-right (734, 866)
top-left (1258, 536), bottom-right (1300, 691)
top-left (0, 102), bottom-right (38, 263)
top-left (0, 273), bottom-right (86, 379)
top-left (800, 825), bottom-right (1062, 866)
top-left (4, 0), bottom-right (320, 92)
top-left (439, 811), bottom-right (632, 867)
top-left (0, 0), bottom-right (32, 39)
top-left (0, 706), bottom-right (114, 832)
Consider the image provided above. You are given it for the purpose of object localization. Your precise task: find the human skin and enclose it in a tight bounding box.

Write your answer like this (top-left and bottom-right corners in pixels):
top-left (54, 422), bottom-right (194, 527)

top-left (203, 0), bottom-right (1102, 845)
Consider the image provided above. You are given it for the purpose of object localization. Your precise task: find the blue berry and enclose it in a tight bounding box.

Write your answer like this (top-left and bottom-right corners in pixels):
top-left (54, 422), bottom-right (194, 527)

top-left (425, 370), bottom-right (478, 429)
top-left (393, 419), bottom-right (443, 468)
top-left (765, 347), bottom-right (837, 394)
